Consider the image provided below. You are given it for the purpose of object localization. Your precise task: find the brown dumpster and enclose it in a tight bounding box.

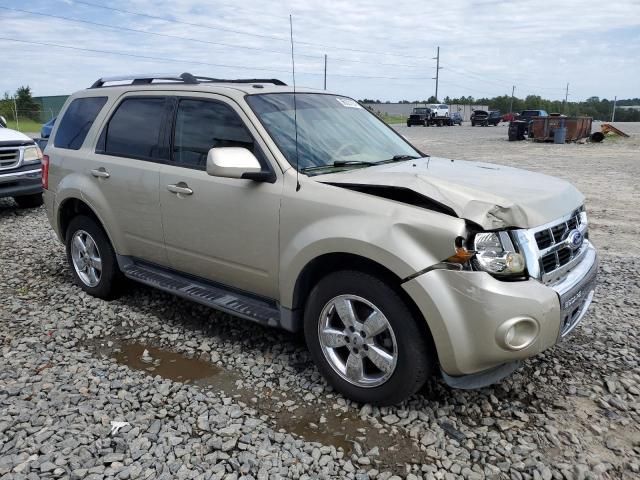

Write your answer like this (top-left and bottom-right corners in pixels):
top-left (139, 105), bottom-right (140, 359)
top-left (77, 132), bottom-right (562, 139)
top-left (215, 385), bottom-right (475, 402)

top-left (530, 116), bottom-right (593, 142)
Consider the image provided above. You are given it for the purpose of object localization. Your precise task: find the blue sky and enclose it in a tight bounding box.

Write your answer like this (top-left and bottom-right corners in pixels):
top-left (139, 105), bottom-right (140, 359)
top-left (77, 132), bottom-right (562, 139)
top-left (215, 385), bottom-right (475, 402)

top-left (1, 0), bottom-right (639, 101)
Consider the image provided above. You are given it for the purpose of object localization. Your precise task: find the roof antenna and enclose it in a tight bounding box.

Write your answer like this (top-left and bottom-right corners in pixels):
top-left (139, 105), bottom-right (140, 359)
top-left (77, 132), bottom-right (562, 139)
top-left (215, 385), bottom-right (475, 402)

top-left (289, 14), bottom-right (301, 192)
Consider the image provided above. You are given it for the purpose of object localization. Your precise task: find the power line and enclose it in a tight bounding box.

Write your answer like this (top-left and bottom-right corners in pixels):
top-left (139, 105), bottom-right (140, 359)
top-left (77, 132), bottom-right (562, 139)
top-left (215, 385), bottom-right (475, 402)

top-left (443, 64), bottom-right (567, 93)
top-left (70, 0), bottom-right (433, 59)
top-left (0, 6), bottom-right (426, 69)
top-left (0, 37), bottom-right (428, 81)
top-left (72, 0), bottom-right (289, 42)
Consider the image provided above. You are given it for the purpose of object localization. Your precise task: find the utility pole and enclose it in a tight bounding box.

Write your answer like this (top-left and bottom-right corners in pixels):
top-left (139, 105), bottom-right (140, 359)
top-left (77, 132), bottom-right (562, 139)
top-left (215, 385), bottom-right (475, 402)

top-left (611, 96), bottom-right (617, 122)
top-left (432, 46), bottom-right (442, 101)
top-left (563, 83), bottom-right (569, 113)
top-left (509, 85), bottom-right (515, 114)
top-left (323, 54), bottom-right (327, 90)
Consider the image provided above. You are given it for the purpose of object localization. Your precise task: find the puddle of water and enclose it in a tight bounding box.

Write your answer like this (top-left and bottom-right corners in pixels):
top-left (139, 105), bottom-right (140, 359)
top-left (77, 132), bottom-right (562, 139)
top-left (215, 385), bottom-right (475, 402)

top-left (90, 339), bottom-right (426, 467)
top-left (275, 405), bottom-right (362, 451)
top-left (112, 343), bottom-right (221, 382)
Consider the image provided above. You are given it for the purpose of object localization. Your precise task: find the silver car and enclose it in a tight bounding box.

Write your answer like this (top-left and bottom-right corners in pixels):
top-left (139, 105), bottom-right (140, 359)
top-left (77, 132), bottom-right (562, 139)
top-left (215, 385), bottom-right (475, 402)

top-left (43, 73), bottom-right (597, 405)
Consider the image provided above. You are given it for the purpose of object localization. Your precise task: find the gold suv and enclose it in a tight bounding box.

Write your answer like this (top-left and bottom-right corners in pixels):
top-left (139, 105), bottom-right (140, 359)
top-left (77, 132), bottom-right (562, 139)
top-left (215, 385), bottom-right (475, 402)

top-left (43, 73), bottom-right (597, 405)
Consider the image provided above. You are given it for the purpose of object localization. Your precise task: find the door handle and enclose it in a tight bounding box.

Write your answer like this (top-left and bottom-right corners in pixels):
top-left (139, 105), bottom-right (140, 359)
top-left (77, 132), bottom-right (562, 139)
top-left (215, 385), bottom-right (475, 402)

top-left (167, 183), bottom-right (193, 196)
top-left (91, 168), bottom-right (110, 178)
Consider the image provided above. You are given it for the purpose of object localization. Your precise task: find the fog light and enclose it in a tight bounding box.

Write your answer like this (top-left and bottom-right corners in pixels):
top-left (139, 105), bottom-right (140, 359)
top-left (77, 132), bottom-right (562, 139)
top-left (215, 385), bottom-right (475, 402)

top-left (496, 317), bottom-right (539, 351)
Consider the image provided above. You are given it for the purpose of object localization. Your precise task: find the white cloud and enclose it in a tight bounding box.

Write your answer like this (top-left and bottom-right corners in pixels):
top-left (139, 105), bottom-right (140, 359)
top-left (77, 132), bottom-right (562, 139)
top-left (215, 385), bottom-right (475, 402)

top-left (0, 0), bottom-right (638, 100)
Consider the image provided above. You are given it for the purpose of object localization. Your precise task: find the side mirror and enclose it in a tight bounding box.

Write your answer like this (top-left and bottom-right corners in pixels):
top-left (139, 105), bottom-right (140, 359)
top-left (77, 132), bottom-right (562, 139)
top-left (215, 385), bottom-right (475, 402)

top-left (206, 147), bottom-right (270, 181)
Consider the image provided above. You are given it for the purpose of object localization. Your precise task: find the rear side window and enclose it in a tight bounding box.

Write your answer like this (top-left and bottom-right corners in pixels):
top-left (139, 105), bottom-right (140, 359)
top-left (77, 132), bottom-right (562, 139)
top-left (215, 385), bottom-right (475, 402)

top-left (172, 99), bottom-right (255, 169)
top-left (102, 97), bottom-right (168, 160)
top-left (54, 96), bottom-right (107, 150)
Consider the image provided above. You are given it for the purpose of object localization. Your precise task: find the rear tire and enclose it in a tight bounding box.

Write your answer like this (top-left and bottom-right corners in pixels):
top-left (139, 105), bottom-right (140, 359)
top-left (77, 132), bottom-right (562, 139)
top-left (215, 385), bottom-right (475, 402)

top-left (65, 215), bottom-right (123, 299)
top-left (14, 193), bottom-right (43, 208)
top-left (304, 270), bottom-right (433, 405)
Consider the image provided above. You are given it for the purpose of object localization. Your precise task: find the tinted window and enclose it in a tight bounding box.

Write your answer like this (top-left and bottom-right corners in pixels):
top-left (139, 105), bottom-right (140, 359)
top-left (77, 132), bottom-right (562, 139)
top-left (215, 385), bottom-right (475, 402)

top-left (54, 97), bottom-right (107, 150)
top-left (104, 97), bottom-right (167, 160)
top-left (173, 99), bottom-right (254, 169)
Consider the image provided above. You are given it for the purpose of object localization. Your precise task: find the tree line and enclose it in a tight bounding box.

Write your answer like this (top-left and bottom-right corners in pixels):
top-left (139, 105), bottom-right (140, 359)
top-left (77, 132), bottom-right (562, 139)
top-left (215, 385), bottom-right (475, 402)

top-left (360, 95), bottom-right (640, 121)
top-left (0, 86), bottom-right (41, 121)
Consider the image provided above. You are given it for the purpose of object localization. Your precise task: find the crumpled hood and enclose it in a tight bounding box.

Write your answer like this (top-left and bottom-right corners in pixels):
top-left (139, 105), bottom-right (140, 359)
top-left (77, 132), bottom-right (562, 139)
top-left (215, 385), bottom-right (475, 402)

top-left (0, 128), bottom-right (34, 143)
top-left (313, 157), bottom-right (584, 229)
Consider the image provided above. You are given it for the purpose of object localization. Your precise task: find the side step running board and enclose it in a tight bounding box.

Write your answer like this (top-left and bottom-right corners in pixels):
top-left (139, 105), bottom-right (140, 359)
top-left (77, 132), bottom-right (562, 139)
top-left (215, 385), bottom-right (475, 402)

top-left (118, 257), bottom-right (282, 329)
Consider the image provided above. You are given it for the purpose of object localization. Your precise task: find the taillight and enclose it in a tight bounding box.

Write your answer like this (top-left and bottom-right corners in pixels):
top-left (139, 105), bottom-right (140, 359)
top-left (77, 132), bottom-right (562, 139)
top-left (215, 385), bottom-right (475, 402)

top-left (42, 154), bottom-right (50, 190)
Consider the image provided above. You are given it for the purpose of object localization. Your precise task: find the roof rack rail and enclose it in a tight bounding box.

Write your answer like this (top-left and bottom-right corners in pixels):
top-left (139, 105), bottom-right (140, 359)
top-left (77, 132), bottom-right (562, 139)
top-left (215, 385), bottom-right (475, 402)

top-left (90, 72), bottom-right (287, 88)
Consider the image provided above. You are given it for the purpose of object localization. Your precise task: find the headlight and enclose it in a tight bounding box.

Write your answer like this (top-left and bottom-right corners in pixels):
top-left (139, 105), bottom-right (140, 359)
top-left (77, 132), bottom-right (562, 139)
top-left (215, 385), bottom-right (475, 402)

top-left (23, 146), bottom-right (43, 165)
top-left (473, 232), bottom-right (525, 276)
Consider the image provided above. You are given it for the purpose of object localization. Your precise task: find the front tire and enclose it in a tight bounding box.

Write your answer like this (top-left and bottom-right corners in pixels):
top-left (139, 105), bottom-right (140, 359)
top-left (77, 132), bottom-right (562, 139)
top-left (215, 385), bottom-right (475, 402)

top-left (304, 270), bottom-right (433, 405)
top-left (14, 193), bottom-right (43, 208)
top-left (65, 215), bottom-right (123, 299)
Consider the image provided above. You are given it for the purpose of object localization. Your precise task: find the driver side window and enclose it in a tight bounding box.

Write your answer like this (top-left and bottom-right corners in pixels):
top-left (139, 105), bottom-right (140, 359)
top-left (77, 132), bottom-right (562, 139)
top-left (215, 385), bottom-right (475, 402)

top-left (172, 99), bottom-right (255, 170)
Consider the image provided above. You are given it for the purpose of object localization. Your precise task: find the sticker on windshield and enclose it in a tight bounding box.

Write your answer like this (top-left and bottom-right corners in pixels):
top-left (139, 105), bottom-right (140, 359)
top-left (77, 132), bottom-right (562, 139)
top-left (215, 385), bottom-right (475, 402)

top-left (336, 97), bottom-right (362, 108)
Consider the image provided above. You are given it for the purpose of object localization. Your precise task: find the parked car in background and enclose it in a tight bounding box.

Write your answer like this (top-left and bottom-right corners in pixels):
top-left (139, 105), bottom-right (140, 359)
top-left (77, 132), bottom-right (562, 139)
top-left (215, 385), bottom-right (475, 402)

top-left (502, 112), bottom-right (517, 122)
top-left (0, 124), bottom-right (44, 207)
top-left (406, 107), bottom-right (431, 127)
top-left (35, 137), bottom-right (49, 151)
top-left (44, 72), bottom-right (598, 405)
top-left (450, 111), bottom-right (463, 125)
top-left (471, 110), bottom-right (502, 126)
top-left (428, 104), bottom-right (450, 126)
top-left (41, 116), bottom-right (57, 138)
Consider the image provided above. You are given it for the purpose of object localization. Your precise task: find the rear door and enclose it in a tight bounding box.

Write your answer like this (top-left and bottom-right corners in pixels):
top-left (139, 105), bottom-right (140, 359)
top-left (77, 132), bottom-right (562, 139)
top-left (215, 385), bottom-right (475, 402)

top-left (89, 94), bottom-right (172, 265)
top-left (159, 94), bottom-right (282, 298)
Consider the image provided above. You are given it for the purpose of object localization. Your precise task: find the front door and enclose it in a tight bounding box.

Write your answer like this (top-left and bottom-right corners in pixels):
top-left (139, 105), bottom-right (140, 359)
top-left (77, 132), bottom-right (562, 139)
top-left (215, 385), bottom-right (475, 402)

top-left (159, 95), bottom-right (282, 299)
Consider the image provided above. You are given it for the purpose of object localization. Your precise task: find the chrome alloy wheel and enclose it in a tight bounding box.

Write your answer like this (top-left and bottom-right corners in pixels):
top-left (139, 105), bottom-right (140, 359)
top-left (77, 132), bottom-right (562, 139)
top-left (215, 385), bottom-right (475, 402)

top-left (318, 294), bottom-right (398, 388)
top-left (70, 230), bottom-right (102, 287)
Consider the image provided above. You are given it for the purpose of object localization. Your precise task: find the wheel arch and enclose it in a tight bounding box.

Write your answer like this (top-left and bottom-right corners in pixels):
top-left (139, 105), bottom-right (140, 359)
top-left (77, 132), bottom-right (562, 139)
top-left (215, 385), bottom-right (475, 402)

top-left (58, 197), bottom-right (113, 246)
top-left (290, 252), bottom-right (436, 351)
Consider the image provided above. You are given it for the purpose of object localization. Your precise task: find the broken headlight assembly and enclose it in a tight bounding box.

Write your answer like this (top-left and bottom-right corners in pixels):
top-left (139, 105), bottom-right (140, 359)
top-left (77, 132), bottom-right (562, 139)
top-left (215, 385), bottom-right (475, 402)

top-left (472, 232), bottom-right (525, 276)
top-left (447, 231), bottom-right (526, 278)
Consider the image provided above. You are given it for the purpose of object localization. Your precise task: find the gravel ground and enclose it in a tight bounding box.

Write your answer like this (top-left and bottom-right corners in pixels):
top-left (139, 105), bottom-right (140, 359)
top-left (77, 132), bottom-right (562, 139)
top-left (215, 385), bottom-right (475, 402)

top-left (1, 123), bottom-right (639, 479)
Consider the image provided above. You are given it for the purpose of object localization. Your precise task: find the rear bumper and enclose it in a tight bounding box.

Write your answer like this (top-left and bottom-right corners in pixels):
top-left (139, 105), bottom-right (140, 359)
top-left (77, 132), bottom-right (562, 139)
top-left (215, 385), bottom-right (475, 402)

top-left (402, 244), bottom-right (598, 380)
top-left (0, 167), bottom-right (42, 198)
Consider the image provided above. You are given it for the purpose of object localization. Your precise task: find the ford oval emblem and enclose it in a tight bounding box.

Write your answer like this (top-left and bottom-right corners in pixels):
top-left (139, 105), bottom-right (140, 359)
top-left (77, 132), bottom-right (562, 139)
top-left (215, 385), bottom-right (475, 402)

top-left (567, 229), bottom-right (583, 250)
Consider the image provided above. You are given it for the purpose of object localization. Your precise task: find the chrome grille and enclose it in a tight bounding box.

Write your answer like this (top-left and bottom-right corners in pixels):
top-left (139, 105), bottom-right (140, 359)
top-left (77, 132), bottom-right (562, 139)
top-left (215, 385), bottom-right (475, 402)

top-left (535, 208), bottom-right (585, 275)
top-left (0, 148), bottom-right (20, 170)
top-left (513, 207), bottom-right (589, 286)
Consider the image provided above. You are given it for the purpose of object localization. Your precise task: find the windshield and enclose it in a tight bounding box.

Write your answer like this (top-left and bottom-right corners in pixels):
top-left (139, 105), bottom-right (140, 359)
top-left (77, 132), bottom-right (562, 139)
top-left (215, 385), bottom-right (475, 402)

top-left (412, 108), bottom-right (429, 114)
top-left (246, 93), bottom-right (421, 172)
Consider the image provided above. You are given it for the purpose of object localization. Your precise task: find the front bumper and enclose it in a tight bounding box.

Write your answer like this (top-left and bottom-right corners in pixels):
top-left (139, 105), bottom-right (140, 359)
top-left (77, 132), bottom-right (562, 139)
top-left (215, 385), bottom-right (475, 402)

top-left (402, 242), bottom-right (598, 380)
top-left (0, 166), bottom-right (42, 198)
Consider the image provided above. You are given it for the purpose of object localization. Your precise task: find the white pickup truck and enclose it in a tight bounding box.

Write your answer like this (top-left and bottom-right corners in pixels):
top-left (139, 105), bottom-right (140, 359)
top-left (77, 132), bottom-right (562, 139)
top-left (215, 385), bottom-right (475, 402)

top-left (0, 117), bottom-right (44, 207)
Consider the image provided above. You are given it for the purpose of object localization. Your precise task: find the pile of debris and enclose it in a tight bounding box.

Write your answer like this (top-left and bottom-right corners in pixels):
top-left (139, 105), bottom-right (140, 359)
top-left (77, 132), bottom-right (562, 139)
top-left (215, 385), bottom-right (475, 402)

top-left (590, 123), bottom-right (630, 142)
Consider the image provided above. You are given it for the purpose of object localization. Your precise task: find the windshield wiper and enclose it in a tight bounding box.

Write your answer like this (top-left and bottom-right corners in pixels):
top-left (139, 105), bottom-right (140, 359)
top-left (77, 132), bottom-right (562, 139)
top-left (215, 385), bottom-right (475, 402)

top-left (300, 156), bottom-right (420, 174)
top-left (301, 160), bottom-right (376, 173)
top-left (385, 154), bottom-right (421, 162)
